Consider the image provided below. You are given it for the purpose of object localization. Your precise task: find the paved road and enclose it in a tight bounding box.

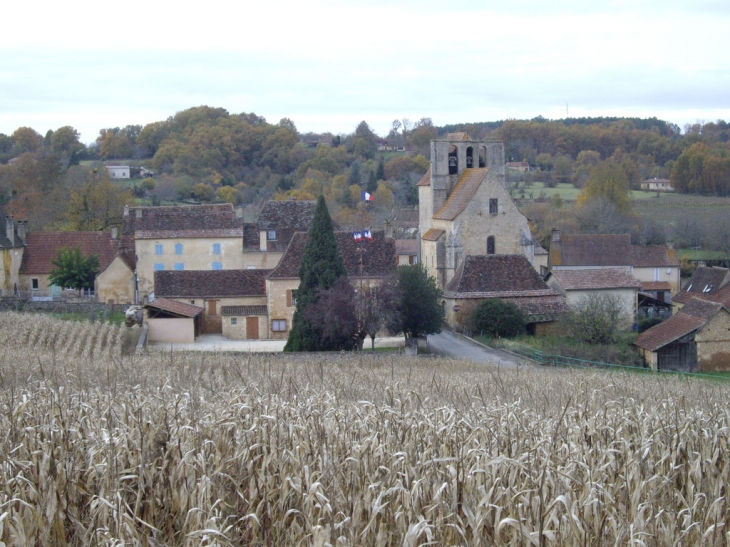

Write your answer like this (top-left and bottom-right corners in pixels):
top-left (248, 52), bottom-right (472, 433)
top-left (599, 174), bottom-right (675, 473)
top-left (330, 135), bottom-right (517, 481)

top-left (427, 330), bottom-right (522, 368)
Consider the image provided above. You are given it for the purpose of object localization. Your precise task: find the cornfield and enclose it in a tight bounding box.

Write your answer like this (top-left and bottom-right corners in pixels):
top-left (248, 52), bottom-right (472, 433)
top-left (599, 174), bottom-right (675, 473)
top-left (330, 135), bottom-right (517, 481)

top-left (1, 312), bottom-right (729, 546)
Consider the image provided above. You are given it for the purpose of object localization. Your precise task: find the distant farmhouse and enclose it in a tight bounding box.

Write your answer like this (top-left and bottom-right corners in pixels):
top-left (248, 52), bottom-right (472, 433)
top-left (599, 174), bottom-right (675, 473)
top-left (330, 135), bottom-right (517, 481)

top-left (640, 177), bottom-right (674, 192)
top-left (106, 165), bottom-right (130, 179)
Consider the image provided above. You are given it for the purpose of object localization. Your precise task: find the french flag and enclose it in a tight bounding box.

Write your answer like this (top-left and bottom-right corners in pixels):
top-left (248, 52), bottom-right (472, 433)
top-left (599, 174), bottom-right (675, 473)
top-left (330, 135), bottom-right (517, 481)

top-left (363, 229), bottom-right (373, 241)
top-left (353, 231), bottom-right (362, 242)
top-left (361, 190), bottom-right (374, 202)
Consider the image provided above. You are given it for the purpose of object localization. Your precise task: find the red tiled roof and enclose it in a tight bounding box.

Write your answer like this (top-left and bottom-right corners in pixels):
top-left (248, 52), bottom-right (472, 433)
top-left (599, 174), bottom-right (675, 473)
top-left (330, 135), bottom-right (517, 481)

top-left (547, 268), bottom-right (641, 291)
top-left (502, 295), bottom-right (571, 318)
top-left (634, 297), bottom-right (725, 351)
top-left (632, 245), bottom-right (679, 267)
top-left (145, 297), bottom-right (203, 318)
top-left (267, 230), bottom-right (396, 280)
top-left (416, 167), bottom-right (431, 187)
top-left (123, 204), bottom-right (241, 236)
top-left (444, 255), bottom-right (559, 297)
top-left (155, 269), bottom-right (270, 298)
top-left (395, 240), bottom-right (418, 254)
top-left (433, 168), bottom-right (490, 221)
top-left (640, 281), bottom-right (672, 292)
top-left (20, 232), bottom-right (120, 275)
top-left (422, 228), bottom-right (445, 241)
top-left (552, 234), bottom-right (632, 266)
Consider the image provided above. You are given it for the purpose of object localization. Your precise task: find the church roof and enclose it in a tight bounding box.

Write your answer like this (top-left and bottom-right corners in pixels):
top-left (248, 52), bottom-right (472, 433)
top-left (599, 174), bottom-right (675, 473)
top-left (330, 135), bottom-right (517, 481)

top-left (433, 168), bottom-right (490, 221)
top-left (421, 228), bottom-right (445, 241)
top-left (416, 167), bottom-right (431, 187)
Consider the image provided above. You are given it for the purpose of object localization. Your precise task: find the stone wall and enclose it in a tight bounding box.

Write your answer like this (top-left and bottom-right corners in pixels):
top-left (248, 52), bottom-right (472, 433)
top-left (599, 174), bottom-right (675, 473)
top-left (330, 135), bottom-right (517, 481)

top-left (695, 309), bottom-right (730, 372)
top-left (0, 298), bottom-right (128, 314)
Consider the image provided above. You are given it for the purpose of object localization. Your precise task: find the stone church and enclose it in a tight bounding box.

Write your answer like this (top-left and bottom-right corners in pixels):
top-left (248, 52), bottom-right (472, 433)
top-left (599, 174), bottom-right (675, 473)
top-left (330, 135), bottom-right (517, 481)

top-left (417, 132), bottom-right (536, 289)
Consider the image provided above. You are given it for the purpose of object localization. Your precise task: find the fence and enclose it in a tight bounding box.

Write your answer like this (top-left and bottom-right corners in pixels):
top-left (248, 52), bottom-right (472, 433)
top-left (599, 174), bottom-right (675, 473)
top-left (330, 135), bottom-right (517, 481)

top-left (487, 337), bottom-right (730, 382)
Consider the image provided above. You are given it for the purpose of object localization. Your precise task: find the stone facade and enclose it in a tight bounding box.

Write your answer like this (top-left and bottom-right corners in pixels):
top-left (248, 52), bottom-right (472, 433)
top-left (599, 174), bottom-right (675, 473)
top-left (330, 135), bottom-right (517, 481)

top-left (96, 256), bottom-right (135, 305)
top-left (265, 278), bottom-right (300, 340)
top-left (632, 266), bottom-right (681, 296)
top-left (695, 309), bottom-right (730, 372)
top-left (418, 134), bottom-right (535, 289)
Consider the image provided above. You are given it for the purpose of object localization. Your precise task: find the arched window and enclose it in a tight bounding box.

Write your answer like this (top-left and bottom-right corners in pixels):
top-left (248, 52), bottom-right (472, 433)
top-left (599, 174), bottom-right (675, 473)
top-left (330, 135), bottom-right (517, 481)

top-left (479, 146), bottom-right (487, 168)
top-left (466, 146), bottom-right (474, 168)
top-left (448, 145), bottom-right (458, 174)
top-left (487, 236), bottom-right (495, 255)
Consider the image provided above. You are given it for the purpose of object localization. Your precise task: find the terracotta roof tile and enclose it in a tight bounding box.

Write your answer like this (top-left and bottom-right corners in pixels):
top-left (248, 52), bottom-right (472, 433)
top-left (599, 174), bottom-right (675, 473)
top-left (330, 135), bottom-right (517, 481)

top-left (395, 239), bottom-right (418, 254)
top-left (632, 245), bottom-right (679, 267)
top-left (552, 234), bottom-right (632, 266)
top-left (640, 281), bottom-right (672, 292)
top-left (20, 232), bottom-right (119, 274)
top-left (633, 312), bottom-right (707, 351)
top-left (681, 267), bottom-right (730, 297)
top-left (136, 229), bottom-right (242, 239)
top-left (679, 297), bottom-right (724, 319)
top-left (123, 204), bottom-right (241, 236)
top-left (268, 230), bottom-right (396, 280)
top-left (433, 168), bottom-right (490, 221)
top-left (256, 200), bottom-right (317, 231)
top-left (445, 132), bottom-right (470, 140)
top-left (416, 167), bottom-right (431, 187)
top-left (222, 305), bottom-right (268, 316)
top-left (145, 297), bottom-right (203, 318)
top-left (548, 268), bottom-right (641, 291)
top-left (155, 269), bottom-right (270, 298)
top-left (421, 228), bottom-right (445, 241)
top-left (502, 295), bottom-right (571, 318)
top-left (444, 255), bottom-right (559, 296)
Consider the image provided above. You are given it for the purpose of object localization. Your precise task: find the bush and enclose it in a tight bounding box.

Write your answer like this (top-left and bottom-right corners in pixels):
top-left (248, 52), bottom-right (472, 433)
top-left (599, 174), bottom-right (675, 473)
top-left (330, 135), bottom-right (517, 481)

top-left (472, 298), bottom-right (526, 338)
top-left (565, 292), bottom-right (629, 344)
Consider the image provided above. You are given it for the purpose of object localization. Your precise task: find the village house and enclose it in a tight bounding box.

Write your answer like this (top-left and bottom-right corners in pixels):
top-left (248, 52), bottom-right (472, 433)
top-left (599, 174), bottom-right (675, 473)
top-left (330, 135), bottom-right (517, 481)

top-left (544, 268), bottom-right (641, 328)
top-left (443, 254), bottom-right (570, 335)
top-left (153, 269), bottom-right (270, 339)
top-left (395, 239), bottom-right (418, 265)
top-left (106, 165), bottom-right (130, 179)
top-left (671, 266), bottom-right (730, 313)
top-left (418, 133), bottom-right (537, 289)
top-left (0, 213), bottom-right (27, 296)
top-left (265, 230), bottom-right (396, 340)
top-left (242, 200), bottom-right (317, 269)
top-left (548, 230), bottom-right (680, 295)
top-left (634, 297), bottom-right (730, 372)
top-left (640, 178), bottom-right (674, 192)
top-left (506, 161), bottom-right (530, 172)
top-left (18, 230), bottom-right (131, 302)
top-left (121, 203), bottom-right (245, 301)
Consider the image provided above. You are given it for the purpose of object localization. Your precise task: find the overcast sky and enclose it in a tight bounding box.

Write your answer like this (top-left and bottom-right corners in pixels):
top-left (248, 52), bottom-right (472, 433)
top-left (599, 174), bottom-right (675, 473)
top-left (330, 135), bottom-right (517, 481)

top-left (2, 0), bottom-right (729, 144)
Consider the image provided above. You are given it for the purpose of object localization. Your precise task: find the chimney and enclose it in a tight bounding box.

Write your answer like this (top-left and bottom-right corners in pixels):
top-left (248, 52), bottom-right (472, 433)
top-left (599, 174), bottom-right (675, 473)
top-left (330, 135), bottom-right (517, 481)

top-left (123, 205), bottom-right (129, 217)
top-left (17, 220), bottom-right (27, 243)
top-left (5, 216), bottom-right (14, 246)
top-left (111, 226), bottom-right (119, 240)
top-left (234, 206), bottom-right (243, 218)
top-left (549, 228), bottom-right (561, 268)
top-left (666, 240), bottom-right (674, 250)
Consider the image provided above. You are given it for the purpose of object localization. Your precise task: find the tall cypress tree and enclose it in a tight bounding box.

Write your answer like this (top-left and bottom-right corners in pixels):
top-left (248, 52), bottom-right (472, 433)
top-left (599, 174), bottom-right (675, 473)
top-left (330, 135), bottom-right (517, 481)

top-left (284, 195), bottom-right (348, 351)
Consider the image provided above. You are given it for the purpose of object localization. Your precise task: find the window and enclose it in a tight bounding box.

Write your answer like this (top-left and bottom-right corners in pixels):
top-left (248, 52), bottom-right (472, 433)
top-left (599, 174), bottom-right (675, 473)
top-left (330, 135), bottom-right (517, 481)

top-left (212, 243), bottom-right (221, 255)
top-left (230, 317), bottom-right (238, 326)
top-left (489, 199), bottom-right (498, 215)
top-left (287, 289), bottom-right (298, 307)
top-left (190, 300), bottom-right (195, 305)
top-left (174, 263), bottom-right (184, 271)
top-left (154, 263), bottom-right (164, 271)
top-left (487, 236), bottom-right (495, 255)
top-left (267, 230), bottom-right (277, 241)
top-left (212, 262), bottom-right (222, 270)
top-left (272, 319), bottom-right (287, 332)
top-left (155, 244), bottom-right (163, 255)
top-left (31, 278), bottom-right (39, 290)
top-left (175, 243), bottom-right (183, 255)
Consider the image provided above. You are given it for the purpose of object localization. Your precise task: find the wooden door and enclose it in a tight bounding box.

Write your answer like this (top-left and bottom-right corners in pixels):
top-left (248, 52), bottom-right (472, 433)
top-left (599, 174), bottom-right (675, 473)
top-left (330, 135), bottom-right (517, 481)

top-left (246, 317), bottom-right (259, 340)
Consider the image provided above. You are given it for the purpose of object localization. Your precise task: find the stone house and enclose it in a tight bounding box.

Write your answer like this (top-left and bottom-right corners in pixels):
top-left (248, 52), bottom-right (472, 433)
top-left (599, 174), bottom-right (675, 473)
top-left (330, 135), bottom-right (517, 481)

top-left (671, 266), bottom-right (730, 313)
top-left (634, 297), bottom-right (730, 372)
top-left (18, 230), bottom-right (127, 300)
top-left (242, 200), bottom-right (317, 269)
top-left (106, 165), bottom-right (130, 179)
top-left (443, 255), bottom-right (570, 335)
top-left (121, 204), bottom-right (245, 301)
top-left (395, 239), bottom-right (418, 265)
top-left (548, 230), bottom-right (680, 295)
top-left (0, 213), bottom-right (27, 296)
top-left (154, 269), bottom-right (270, 339)
top-left (544, 268), bottom-right (641, 328)
top-left (418, 133), bottom-right (537, 289)
top-left (265, 230), bottom-right (396, 340)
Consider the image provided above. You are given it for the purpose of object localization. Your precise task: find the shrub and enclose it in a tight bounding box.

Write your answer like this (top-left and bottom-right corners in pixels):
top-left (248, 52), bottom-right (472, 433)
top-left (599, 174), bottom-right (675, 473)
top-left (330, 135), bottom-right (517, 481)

top-left (472, 298), bottom-right (526, 338)
top-left (565, 292), bottom-right (629, 344)
top-left (638, 316), bottom-right (664, 333)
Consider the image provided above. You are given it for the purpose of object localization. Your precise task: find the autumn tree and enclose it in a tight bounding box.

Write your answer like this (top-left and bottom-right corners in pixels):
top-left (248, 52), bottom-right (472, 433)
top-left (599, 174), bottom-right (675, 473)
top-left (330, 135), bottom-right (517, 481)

top-left (577, 160), bottom-right (633, 215)
top-left (66, 173), bottom-right (133, 230)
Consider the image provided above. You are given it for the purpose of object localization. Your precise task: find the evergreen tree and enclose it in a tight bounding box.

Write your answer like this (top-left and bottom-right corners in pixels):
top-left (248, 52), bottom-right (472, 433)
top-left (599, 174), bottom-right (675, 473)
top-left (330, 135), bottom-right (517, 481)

top-left (348, 160), bottom-right (361, 186)
top-left (284, 195), bottom-right (348, 351)
top-left (376, 157), bottom-right (386, 182)
top-left (389, 264), bottom-right (443, 339)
